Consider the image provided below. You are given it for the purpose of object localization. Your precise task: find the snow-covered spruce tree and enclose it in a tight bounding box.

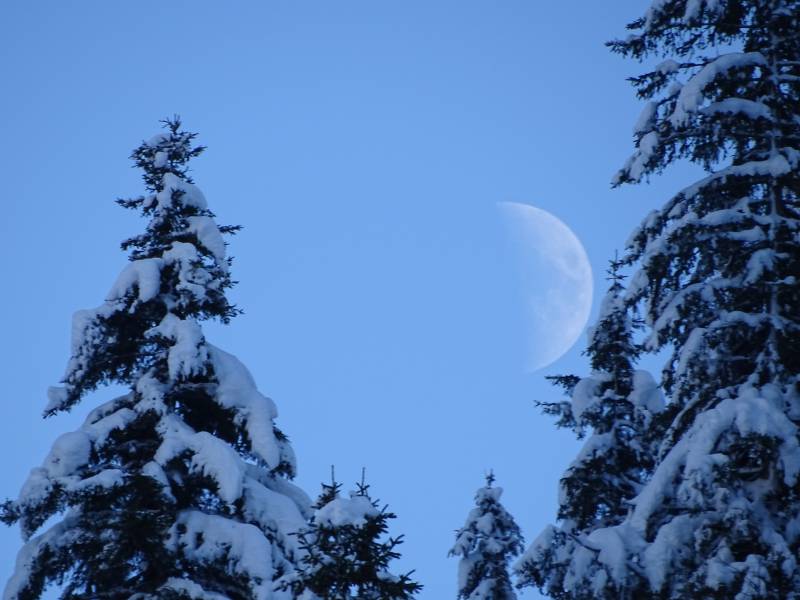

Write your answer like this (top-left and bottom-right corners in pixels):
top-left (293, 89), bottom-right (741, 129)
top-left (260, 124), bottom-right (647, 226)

top-left (527, 2), bottom-right (800, 598)
top-left (449, 473), bottom-right (523, 600)
top-left (515, 260), bottom-right (663, 599)
top-left (279, 474), bottom-right (421, 600)
top-left (1, 118), bottom-right (311, 600)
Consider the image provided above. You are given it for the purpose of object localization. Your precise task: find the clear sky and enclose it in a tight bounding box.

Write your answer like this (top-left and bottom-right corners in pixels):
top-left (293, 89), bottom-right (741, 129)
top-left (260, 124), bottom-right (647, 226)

top-left (1, 2), bottom-right (698, 598)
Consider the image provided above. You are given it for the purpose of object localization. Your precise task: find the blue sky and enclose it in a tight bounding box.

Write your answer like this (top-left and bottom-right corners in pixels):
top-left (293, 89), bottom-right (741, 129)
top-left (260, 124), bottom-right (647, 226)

top-left (1, 2), bottom-right (699, 598)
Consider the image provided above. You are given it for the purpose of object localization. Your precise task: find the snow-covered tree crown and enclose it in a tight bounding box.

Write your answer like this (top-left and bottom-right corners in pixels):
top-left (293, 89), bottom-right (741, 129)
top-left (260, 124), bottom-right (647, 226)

top-left (450, 473), bottom-right (523, 600)
top-left (536, 258), bottom-right (656, 439)
top-left (610, 0), bottom-right (800, 446)
top-left (2, 120), bottom-right (310, 600)
top-left (610, 1), bottom-right (800, 184)
top-left (279, 474), bottom-right (421, 600)
top-left (119, 117), bottom-right (240, 281)
top-left (46, 118), bottom-right (243, 417)
top-left (553, 261), bottom-right (662, 526)
top-left (520, 2), bottom-right (800, 599)
top-left (516, 261), bottom-right (662, 599)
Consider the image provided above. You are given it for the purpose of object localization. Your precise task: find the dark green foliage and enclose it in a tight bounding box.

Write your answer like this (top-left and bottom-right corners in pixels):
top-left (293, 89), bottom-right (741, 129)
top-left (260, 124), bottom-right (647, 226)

top-left (536, 375), bottom-right (581, 433)
top-left (281, 476), bottom-right (421, 600)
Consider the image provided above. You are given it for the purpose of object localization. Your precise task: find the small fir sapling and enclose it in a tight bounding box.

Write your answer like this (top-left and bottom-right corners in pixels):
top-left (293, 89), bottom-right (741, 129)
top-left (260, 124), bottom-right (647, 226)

top-left (279, 469), bottom-right (421, 600)
top-left (449, 472), bottom-right (523, 600)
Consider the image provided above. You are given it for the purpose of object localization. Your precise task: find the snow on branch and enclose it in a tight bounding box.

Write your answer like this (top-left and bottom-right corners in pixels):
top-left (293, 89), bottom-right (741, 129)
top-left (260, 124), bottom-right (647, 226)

top-left (670, 53), bottom-right (767, 126)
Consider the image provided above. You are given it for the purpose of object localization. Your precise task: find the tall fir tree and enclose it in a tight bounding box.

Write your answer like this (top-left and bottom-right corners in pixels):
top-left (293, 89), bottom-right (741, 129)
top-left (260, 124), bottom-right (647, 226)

top-left (516, 260), bottom-right (663, 599)
top-left (279, 472), bottom-right (421, 600)
top-left (525, 2), bottom-right (800, 598)
top-left (1, 119), bottom-right (312, 600)
top-left (449, 473), bottom-right (523, 600)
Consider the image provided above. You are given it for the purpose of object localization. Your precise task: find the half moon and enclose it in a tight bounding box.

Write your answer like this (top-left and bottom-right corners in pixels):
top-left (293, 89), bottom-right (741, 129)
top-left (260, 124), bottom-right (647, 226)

top-left (498, 202), bottom-right (593, 371)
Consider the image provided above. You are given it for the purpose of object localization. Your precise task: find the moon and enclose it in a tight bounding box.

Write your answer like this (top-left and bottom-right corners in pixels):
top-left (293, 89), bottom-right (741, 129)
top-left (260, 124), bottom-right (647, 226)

top-left (498, 202), bottom-right (593, 371)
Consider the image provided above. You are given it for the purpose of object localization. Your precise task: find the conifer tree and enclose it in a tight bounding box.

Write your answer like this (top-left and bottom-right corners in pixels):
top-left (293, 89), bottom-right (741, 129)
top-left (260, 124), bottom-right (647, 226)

top-left (525, 2), bottom-right (800, 598)
top-left (1, 118), bottom-right (311, 600)
top-left (516, 260), bottom-right (662, 599)
top-left (449, 473), bottom-right (523, 600)
top-left (279, 471), bottom-right (421, 600)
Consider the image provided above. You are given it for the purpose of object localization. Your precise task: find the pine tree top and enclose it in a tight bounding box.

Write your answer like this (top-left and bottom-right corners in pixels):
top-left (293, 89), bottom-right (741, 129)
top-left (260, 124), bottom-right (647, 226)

top-left (280, 475), bottom-right (421, 600)
top-left (313, 466), bottom-right (344, 510)
top-left (2, 121), bottom-right (311, 600)
top-left (44, 118), bottom-right (245, 417)
top-left (450, 473), bottom-right (523, 600)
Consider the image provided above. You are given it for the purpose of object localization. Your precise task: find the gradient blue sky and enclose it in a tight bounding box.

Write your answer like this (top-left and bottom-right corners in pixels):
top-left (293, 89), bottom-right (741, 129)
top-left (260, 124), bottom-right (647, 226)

top-left (1, 2), bottom-right (699, 598)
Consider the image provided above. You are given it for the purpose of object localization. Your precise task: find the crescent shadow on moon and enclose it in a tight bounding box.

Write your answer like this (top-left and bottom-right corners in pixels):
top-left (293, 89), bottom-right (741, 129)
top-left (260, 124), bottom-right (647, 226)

top-left (498, 202), bottom-right (593, 372)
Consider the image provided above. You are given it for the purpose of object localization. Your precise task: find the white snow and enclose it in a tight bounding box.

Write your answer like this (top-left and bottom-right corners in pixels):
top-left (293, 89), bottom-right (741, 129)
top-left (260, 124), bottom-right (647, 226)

top-left (571, 376), bottom-right (602, 421)
top-left (644, 0), bottom-right (721, 29)
top-left (44, 386), bottom-right (69, 415)
top-left (187, 216), bottom-right (227, 266)
top-left (152, 151), bottom-right (168, 169)
top-left (630, 370), bottom-right (664, 414)
top-left (706, 546), bottom-right (737, 589)
top-left (632, 387), bottom-right (800, 537)
top-left (643, 0), bottom-right (672, 28)
top-left (83, 406), bottom-right (137, 446)
top-left (43, 432), bottom-right (91, 478)
top-left (642, 514), bottom-right (697, 591)
top-left (517, 525), bottom-right (554, 570)
top-left (190, 433), bottom-right (246, 504)
top-left (156, 173), bottom-right (208, 211)
top-left (106, 258), bottom-right (163, 303)
top-left (146, 133), bottom-right (170, 147)
top-left (242, 476), bottom-right (307, 555)
top-left (162, 241), bottom-right (216, 301)
top-left (3, 517), bottom-right (76, 600)
top-left (624, 131), bottom-right (660, 182)
top-left (660, 150), bottom-right (799, 209)
top-left (142, 460), bottom-right (173, 497)
top-left (159, 578), bottom-right (229, 600)
top-left (155, 415), bottom-right (246, 505)
top-left (633, 102), bottom-right (658, 134)
top-left (148, 314), bottom-right (208, 381)
top-left (249, 464), bottom-right (312, 519)
top-left (67, 469), bottom-right (124, 492)
top-left (670, 53), bottom-right (767, 126)
top-left (209, 345), bottom-right (283, 470)
top-left (682, 0), bottom-right (721, 22)
top-left (167, 510), bottom-right (273, 600)
top-left (744, 249), bottom-right (775, 285)
top-left (656, 59), bottom-right (679, 74)
top-left (16, 469), bottom-right (53, 510)
top-left (315, 495), bottom-right (378, 528)
top-left (134, 372), bottom-right (168, 412)
top-left (700, 98), bottom-right (772, 120)
top-left (16, 405), bottom-right (135, 507)
top-left (587, 526), bottom-right (629, 585)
